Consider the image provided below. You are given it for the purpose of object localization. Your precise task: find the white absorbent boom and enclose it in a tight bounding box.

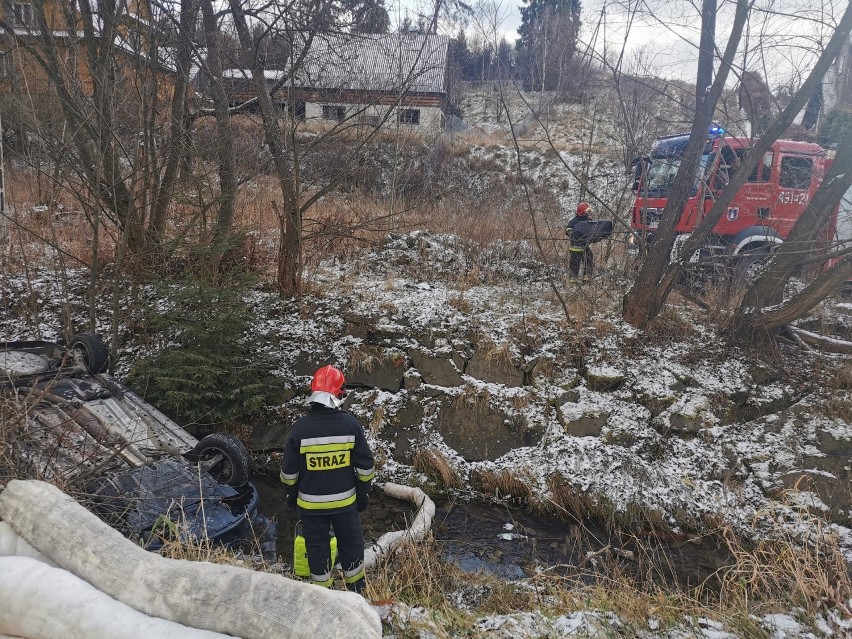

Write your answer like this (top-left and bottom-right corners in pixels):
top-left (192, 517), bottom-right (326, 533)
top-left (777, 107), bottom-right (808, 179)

top-left (0, 480), bottom-right (382, 639)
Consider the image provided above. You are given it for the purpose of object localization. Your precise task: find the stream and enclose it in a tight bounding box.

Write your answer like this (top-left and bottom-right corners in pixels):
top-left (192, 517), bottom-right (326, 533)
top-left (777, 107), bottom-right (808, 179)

top-left (251, 475), bottom-right (732, 590)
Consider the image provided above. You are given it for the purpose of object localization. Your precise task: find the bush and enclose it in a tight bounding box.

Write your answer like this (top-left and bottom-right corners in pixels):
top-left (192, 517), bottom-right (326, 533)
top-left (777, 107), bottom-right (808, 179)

top-left (126, 275), bottom-right (282, 432)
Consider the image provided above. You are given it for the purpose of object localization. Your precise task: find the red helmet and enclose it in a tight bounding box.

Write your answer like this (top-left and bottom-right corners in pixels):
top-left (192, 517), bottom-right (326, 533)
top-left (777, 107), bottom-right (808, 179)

top-left (311, 365), bottom-right (346, 397)
top-left (576, 201), bottom-right (591, 215)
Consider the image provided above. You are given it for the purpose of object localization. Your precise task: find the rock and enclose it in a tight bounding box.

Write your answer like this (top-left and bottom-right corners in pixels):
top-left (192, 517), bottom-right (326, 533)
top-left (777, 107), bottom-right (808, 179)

top-left (404, 370), bottom-right (422, 391)
top-left (748, 361), bottom-right (783, 385)
top-left (291, 352), bottom-right (335, 378)
top-left (815, 428), bottom-right (852, 456)
top-left (435, 396), bottom-right (540, 461)
top-left (557, 401), bottom-right (609, 437)
top-left (346, 346), bottom-right (406, 391)
top-left (383, 399), bottom-right (427, 463)
top-left (466, 349), bottom-right (524, 387)
top-left (634, 390), bottom-right (678, 417)
top-left (653, 392), bottom-right (714, 435)
top-left (408, 349), bottom-right (464, 387)
top-left (585, 365), bottom-right (625, 392)
top-left (778, 454), bottom-right (852, 524)
top-left (344, 316), bottom-right (407, 342)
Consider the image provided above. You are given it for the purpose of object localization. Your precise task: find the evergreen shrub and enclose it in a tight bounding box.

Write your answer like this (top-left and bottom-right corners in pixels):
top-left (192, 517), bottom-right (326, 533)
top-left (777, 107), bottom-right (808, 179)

top-left (126, 275), bottom-right (281, 433)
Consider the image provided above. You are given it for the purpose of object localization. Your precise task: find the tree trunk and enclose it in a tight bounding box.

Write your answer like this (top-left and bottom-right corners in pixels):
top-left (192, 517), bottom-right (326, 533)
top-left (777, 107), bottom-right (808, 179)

top-left (199, 0), bottom-right (237, 242)
top-left (227, 0), bottom-right (302, 295)
top-left (276, 199), bottom-right (302, 297)
top-left (623, 0), bottom-right (742, 327)
top-left (149, 0), bottom-right (198, 249)
top-left (739, 258), bottom-right (852, 335)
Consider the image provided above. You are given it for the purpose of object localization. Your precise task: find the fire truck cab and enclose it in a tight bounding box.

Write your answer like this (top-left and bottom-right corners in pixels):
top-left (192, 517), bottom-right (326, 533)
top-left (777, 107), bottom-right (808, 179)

top-left (630, 127), bottom-right (835, 264)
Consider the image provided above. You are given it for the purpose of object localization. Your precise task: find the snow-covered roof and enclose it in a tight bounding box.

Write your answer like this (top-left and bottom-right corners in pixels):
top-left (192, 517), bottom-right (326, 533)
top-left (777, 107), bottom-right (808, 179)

top-left (224, 32), bottom-right (451, 95)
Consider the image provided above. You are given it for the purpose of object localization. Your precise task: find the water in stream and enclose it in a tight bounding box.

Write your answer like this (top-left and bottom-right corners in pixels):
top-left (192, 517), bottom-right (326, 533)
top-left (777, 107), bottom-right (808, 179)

top-left (251, 475), bottom-right (732, 591)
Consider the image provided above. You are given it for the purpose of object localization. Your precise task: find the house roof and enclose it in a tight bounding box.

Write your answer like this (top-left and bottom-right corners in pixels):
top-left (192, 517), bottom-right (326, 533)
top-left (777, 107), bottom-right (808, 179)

top-left (224, 32), bottom-right (451, 95)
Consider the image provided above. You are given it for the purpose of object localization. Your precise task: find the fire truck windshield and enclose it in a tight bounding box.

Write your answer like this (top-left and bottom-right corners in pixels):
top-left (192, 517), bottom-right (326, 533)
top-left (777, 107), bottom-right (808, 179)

top-left (635, 134), bottom-right (718, 198)
top-left (643, 153), bottom-right (712, 198)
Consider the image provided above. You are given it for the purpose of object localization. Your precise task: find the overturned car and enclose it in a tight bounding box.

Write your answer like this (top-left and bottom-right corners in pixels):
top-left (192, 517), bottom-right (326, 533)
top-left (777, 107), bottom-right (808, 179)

top-left (0, 334), bottom-right (258, 549)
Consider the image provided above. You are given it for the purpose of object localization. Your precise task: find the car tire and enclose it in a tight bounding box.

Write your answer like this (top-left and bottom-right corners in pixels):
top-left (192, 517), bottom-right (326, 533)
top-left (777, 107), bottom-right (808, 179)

top-left (68, 333), bottom-right (109, 374)
top-left (191, 433), bottom-right (252, 487)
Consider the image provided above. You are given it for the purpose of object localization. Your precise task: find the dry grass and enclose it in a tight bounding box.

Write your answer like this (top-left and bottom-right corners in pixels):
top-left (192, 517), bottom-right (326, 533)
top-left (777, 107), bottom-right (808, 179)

top-left (821, 394), bottom-right (852, 422)
top-left (540, 473), bottom-right (612, 524)
top-left (412, 448), bottom-right (462, 489)
top-left (647, 305), bottom-right (698, 340)
top-left (366, 537), bottom-right (461, 606)
top-left (827, 363), bottom-right (852, 391)
top-left (368, 405), bottom-right (385, 435)
top-left (452, 385), bottom-right (492, 416)
top-left (348, 345), bottom-right (381, 374)
top-left (470, 468), bottom-right (534, 506)
top-left (716, 523), bottom-right (852, 616)
top-left (365, 511), bottom-right (851, 637)
top-left (0, 394), bottom-right (34, 485)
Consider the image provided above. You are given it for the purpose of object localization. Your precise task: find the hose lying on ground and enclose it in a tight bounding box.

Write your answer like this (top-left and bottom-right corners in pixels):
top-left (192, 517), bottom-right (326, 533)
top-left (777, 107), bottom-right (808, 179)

top-left (0, 556), bottom-right (234, 639)
top-left (0, 480), bottom-right (382, 639)
top-left (364, 482), bottom-right (435, 568)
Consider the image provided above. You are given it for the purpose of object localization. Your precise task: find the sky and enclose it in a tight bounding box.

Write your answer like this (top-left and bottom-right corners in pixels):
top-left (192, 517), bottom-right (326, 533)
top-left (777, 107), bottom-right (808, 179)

top-left (386, 0), bottom-right (848, 86)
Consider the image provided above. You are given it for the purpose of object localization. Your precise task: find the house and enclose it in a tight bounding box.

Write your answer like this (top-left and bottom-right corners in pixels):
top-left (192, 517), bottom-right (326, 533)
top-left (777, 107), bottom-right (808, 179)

top-left (825, 32), bottom-right (852, 114)
top-left (223, 32), bottom-right (452, 137)
top-left (0, 0), bottom-right (174, 116)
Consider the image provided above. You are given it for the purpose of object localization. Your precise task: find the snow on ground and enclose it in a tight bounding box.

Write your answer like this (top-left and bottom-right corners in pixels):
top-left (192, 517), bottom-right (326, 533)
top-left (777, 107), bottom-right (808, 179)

top-left (3, 229), bottom-right (852, 637)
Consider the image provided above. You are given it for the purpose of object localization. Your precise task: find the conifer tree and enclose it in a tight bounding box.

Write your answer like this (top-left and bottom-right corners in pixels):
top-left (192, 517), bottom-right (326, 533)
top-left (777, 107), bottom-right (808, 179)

top-left (516, 0), bottom-right (582, 92)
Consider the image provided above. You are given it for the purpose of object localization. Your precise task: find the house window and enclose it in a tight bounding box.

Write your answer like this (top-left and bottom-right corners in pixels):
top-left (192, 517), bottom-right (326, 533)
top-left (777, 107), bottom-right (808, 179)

top-left (322, 105), bottom-right (345, 121)
top-left (11, 2), bottom-right (34, 26)
top-left (779, 156), bottom-right (812, 190)
top-left (398, 108), bottom-right (420, 125)
top-left (126, 29), bottom-right (142, 52)
top-left (294, 100), bottom-right (306, 121)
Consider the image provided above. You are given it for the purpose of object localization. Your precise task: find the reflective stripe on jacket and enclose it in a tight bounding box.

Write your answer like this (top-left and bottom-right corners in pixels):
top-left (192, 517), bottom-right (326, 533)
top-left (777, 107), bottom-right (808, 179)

top-left (280, 404), bottom-right (375, 514)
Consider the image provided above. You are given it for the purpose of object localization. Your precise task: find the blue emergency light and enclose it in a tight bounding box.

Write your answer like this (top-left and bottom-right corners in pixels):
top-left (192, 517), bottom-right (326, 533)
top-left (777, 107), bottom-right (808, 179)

top-left (709, 124), bottom-right (726, 136)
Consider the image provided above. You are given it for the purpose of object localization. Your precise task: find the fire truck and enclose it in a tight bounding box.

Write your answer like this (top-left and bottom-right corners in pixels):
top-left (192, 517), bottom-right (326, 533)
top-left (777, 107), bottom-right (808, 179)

top-left (629, 126), bottom-right (837, 270)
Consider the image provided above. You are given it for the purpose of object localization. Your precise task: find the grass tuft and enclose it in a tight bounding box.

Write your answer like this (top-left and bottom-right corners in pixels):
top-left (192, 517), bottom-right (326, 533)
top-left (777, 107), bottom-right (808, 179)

top-left (412, 448), bottom-right (462, 489)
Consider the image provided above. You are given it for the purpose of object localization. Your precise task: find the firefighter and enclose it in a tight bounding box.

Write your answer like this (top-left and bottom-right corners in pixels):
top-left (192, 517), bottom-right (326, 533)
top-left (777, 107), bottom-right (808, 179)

top-left (565, 201), bottom-right (594, 281)
top-left (280, 365), bottom-right (375, 594)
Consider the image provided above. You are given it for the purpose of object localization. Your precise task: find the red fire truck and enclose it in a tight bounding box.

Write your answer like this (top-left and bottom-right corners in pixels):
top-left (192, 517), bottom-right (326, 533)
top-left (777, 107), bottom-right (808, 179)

top-left (630, 126), bottom-right (837, 268)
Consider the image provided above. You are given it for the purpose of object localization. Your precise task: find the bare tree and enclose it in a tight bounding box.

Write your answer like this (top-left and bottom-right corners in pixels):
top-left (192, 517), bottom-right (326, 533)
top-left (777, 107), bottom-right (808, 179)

top-left (222, 0), bottom-right (447, 296)
top-left (0, 0), bottom-right (177, 344)
top-left (621, 0), bottom-right (748, 327)
top-left (621, 0), bottom-right (852, 330)
top-left (734, 121), bottom-right (852, 339)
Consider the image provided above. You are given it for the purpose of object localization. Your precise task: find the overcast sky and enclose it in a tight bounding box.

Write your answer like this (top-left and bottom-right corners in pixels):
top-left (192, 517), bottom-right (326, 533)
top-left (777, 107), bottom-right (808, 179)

top-left (387, 0), bottom-right (847, 87)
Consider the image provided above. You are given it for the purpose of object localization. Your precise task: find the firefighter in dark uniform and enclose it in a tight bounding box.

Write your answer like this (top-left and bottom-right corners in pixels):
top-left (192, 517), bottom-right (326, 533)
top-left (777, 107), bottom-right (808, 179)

top-left (565, 201), bottom-right (594, 282)
top-left (280, 365), bottom-right (375, 593)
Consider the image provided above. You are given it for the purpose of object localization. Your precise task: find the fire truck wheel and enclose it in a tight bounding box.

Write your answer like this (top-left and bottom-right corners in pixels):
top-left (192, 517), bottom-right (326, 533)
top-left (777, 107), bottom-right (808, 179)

top-left (735, 246), bottom-right (774, 283)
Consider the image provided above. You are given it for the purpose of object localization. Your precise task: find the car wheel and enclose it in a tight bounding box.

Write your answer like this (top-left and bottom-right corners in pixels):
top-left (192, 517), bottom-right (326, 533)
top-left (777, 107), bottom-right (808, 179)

top-left (191, 433), bottom-right (252, 487)
top-left (68, 333), bottom-right (109, 373)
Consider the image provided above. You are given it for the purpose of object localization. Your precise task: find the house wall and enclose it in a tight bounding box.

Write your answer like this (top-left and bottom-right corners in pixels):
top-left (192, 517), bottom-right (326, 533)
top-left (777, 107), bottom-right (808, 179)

top-left (824, 37), bottom-right (852, 115)
top-left (304, 101), bottom-right (445, 136)
top-left (0, 0), bottom-right (171, 102)
top-left (0, 39), bottom-right (173, 107)
top-left (224, 80), bottom-right (450, 136)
